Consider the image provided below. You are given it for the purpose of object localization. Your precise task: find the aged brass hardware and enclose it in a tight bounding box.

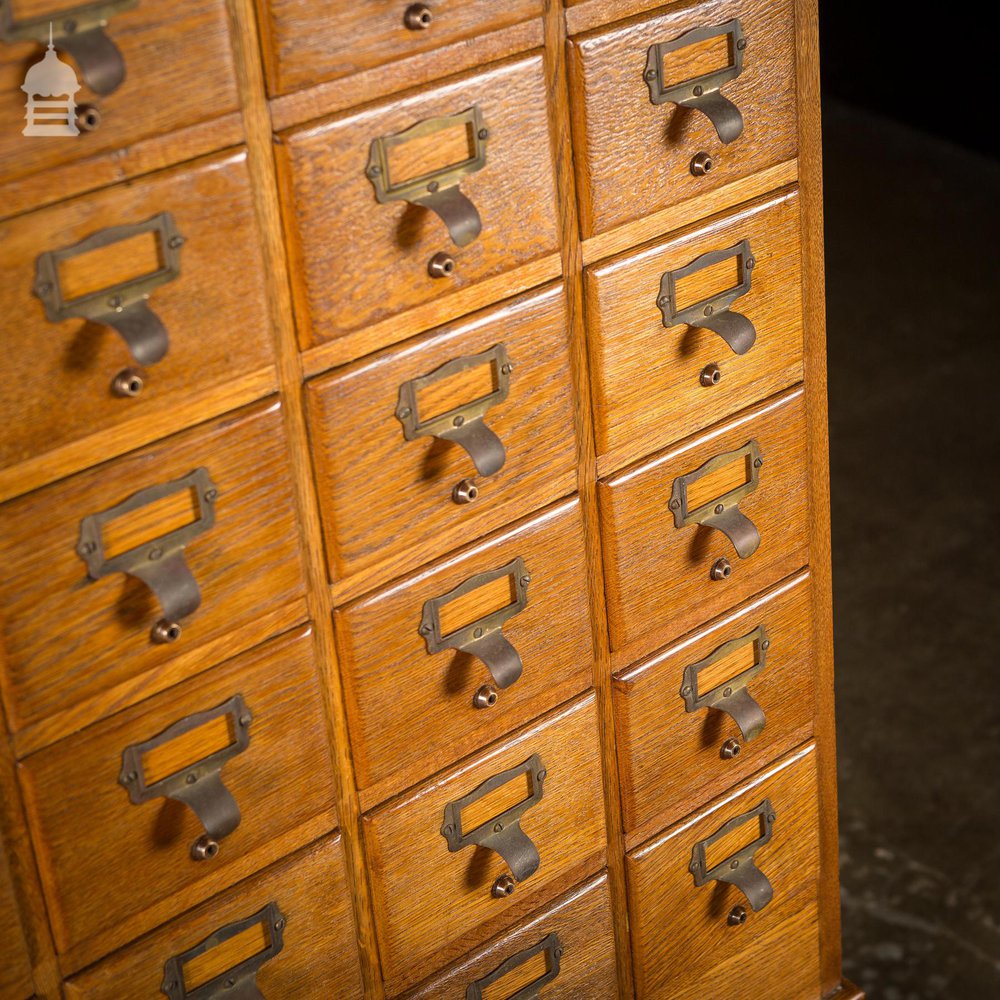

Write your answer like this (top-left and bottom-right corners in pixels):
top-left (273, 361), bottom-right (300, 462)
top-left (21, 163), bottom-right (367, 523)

top-left (34, 212), bottom-right (184, 369)
top-left (77, 467), bottom-right (216, 643)
top-left (367, 106), bottom-right (488, 247)
top-left (467, 932), bottom-right (563, 999)
top-left (119, 695), bottom-right (251, 861)
top-left (473, 684), bottom-right (498, 709)
top-left (681, 625), bottom-right (769, 742)
top-left (111, 367), bottom-right (144, 397)
top-left (404, 3), bottom-right (432, 29)
top-left (700, 362), bottom-right (722, 386)
top-left (645, 20), bottom-right (746, 144)
top-left (452, 479), bottom-right (479, 505)
top-left (710, 557), bottom-right (732, 580)
top-left (657, 239), bottom-right (756, 355)
top-left (75, 103), bottom-right (102, 131)
top-left (1, 0), bottom-right (137, 95)
top-left (728, 904), bottom-right (748, 926)
top-left (420, 557), bottom-right (529, 690)
top-left (690, 151), bottom-right (714, 176)
top-left (441, 753), bottom-right (545, 884)
top-left (491, 874), bottom-right (515, 898)
top-left (720, 738), bottom-right (741, 759)
top-left (689, 799), bottom-right (775, 911)
top-left (428, 251), bottom-right (456, 277)
top-left (671, 440), bottom-right (762, 558)
top-left (160, 901), bottom-right (285, 999)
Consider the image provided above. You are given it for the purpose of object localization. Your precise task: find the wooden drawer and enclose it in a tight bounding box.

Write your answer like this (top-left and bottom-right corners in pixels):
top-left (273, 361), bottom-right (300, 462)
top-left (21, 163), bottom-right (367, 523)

top-left (614, 571), bottom-right (816, 846)
top-left (63, 835), bottom-right (363, 998)
top-left (0, 149), bottom-right (277, 497)
top-left (567, 0), bottom-right (798, 238)
top-left (0, 399), bottom-right (308, 746)
top-left (599, 387), bottom-right (808, 661)
top-left (257, 0), bottom-right (543, 98)
top-left (276, 53), bottom-right (559, 358)
top-left (18, 626), bottom-right (336, 971)
top-left (404, 873), bottom-right (617, 998)
top-left (337, 498), bottom-right (593, 809)
top-left (626, 743), bottom-right (821, 999)
top-left (0, 841), bottom-right (33, 1000)
top-left (308, 284), bottom-right (577, 592)
top-left (364, 694), bottom-right (606, 995)
top-left (586, 188), bottom-right (803, 474)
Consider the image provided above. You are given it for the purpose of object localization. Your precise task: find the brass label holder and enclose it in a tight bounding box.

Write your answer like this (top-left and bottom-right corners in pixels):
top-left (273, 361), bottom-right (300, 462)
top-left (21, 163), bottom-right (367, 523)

top-left (467, 932), bottom-right (563, 1000)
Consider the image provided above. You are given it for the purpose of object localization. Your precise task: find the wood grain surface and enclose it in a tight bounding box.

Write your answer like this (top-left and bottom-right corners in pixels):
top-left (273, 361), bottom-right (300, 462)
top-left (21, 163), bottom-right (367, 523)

top-left (0, 837), bottom-right (34, 999)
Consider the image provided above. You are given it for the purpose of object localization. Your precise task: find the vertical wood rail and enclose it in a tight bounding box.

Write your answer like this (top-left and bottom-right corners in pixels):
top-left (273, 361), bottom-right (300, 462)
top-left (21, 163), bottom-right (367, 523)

top-left (224, 1), bottom-right (384, 995)
top-left (542, 3), bottom-right (634, 996)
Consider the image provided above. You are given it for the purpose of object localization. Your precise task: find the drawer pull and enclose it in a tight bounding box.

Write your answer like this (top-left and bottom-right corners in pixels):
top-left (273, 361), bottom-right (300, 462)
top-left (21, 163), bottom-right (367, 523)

top-left (467, 931), bottom-right (563, 999)
top-left (119, 694), bottom-right (251, 862)
top-left (657, 239), bottom-right (756, 356)
top-left (420, 557), bottom-right (530, 691)
top-left (76, 466), bottom-right (216, 643)
top-left (680, 624), bottom-right (769, 741)
top-left (670, 440), bottom-right (762, 558)
top-left (160, 901), bottom-right (285, 999)
top-left (441, 753), bottom-right (545, 884)
top-left (367, 106), bottom-right (488, 247)
top-left (644, 19), bottom-right (746, 144)
top-left (34, 211), bottom-right (184, 369)
top-left (689, 799), bottom-right (775, 912)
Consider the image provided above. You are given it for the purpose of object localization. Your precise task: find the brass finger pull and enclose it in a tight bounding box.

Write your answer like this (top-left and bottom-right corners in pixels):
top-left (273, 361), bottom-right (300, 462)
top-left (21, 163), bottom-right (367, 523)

top-left (34, 212), bottom-right (184, 369)
top-left (680, 624), bottom-right (769, 741)
top-left (689, 799), bottom-right (776, 911)
top-left (76, 467), bottom-right (216, 643)
top-left (420, 557), bottom-right (530, 690)
top-left (119, 695), bottom-right (251, 861)
top-left (644, 19), bottom-right (746, 144)
top-left (467, 932), bottom-right (563, 1000)
top-left (366, 105), bottom-right (489, 247)
top-left (670, 440), bottom-right (762, 558)
top-left (441, 753), bottom-right (545, 884)
top-left (160, 901), bottom-right (285, 1000)
top-left (657, 239), bottom-right (756, 355)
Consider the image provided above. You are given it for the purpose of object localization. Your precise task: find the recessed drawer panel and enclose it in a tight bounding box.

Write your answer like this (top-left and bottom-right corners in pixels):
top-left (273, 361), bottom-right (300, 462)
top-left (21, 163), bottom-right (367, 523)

top-left (308, 284), bottom-right (577, 590)
top-left (614, 572), bottom-right (816, 844)
top-left (364, 694), bottom-right (606, 995)
top-left (586, 189), bottom-right (803, 474)
top-left (0, 843), bottom-right (34, 1000)
top-left (337, 498), bottom-right (592, 809)
top-left (63, 835), bottom-right (363, 999)
top-left (598, 387), bottom-right (808, 661)
top-left (19, 626), bottom-right (336, 970)
top-left (0, 399), bottom-right (307, 740)
top-left (567, 0), bottom-right (797, 238)
top-left (626, 743), bottom-right (821, 999)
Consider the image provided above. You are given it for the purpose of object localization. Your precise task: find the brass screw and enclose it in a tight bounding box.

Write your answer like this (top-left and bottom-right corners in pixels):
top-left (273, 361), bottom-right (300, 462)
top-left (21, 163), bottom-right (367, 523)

top-left (728, 904), bottom-right (748, 925)
top-left (452, 479), bottom-right (479, 504)
top-left (492, 874), bottom-right (515, 898)
top-left (151, 619), bottom-right (181, 643)
top-left (428, 251), bottom-right (455, 278)
top-left (190, 835), bottom-right (219, 861)
top-left (111, 368), bottom-right (144, 398)
top-left (700, 362), bottom-right (722, 386)
top-left (710, 558), bottom-right (732, 581)
top-left (690, 151), bottom-right (714, 176)
top-left (75, 104), bottom-right (102, 132)
top-left (721, 738), bottom-right (741, 760)
top-left (473, 684), bottom-right (498, 709)
top-left (403, 3), bottom-right (432, 29)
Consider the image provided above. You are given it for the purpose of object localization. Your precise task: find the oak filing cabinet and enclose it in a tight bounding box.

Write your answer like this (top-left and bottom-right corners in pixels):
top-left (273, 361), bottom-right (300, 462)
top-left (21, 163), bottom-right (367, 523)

top-left (0, 0), bottom-right (860, 997)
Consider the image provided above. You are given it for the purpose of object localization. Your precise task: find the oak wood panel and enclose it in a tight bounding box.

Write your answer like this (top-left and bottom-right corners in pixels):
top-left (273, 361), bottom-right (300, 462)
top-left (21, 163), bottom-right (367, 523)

top-left (364, 694), bottom-right (606, 995)
top-left (337, 498), bottom-right (592, 810)
top-left (614, 571), bottom-right (817, 848)
top-left (626, 742), bottom-right (821, 998)
top-left (598, 387), bottom-right (809, 662)
top-left (0, 840), bottom-right (34, 999)
top-left (275, 52), bottom-right (559, 351)
top-left (18, 626), bottom-right (337, 970)
top-left (566, 0), bottom-right (798, 237)
top-left (0, 399), bottom-right (307, 735)
top-left (403, 873), bottom-right (616, 999)
top-left (308, 283), bottom-right (577, 591)
top-left (63, 835), bottom-right (363, 998)
top-left (586, 188), bottom-right (804, 474)
top-left (0, 149), bottom-right (277, 483)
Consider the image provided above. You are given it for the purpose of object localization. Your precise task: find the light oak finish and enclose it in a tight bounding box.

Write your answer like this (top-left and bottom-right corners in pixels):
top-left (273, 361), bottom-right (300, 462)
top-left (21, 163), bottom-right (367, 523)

top-left (0, 840), bottom-right (33, 999)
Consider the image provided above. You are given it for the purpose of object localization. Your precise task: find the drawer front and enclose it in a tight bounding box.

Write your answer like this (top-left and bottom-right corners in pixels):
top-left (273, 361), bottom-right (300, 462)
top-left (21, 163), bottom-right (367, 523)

top-left (404, 873), bottom-right (617, 999)
top-left (19, 626), bottom-right (336, 968)
top-left (567, 0), bottom-right (797, 237)
top-left (614, 571), bottom-right (815, 842)
top-left (257, 0), bottom-right (543, 97)
top-left (586, 189), bottom-right (803, 473)
top-left (0, 149), bottom-right (276, 479)
top-left (277, 53), bottom-right (559, 351)
top-left (364, 694), bottom-right (606, 995)
top-left (626, 743), bottom-right (821, 999)
top-left (0, 0), bottom-right (239, 187)
top-left (0, 399), bottom-right (307, 737)
top-left (599, 387), bottom-right (808, 659)
top-left (337, 498), bottom-right (593, 808)
top-left (308, 284), bottom-right (577, 588)
top-left (0, 843), bottom-right (33, 1000)
top-left (63, 835), bottom-right (363, 999)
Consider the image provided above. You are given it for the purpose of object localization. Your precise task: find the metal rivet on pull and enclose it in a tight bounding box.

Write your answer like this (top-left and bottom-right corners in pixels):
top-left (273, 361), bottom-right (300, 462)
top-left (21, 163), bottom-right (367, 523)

top-left (691, 151), bottom-right (714, 176)
top-left (190, 835), bottom-right (219, 862)
top-left (111, 368), bottom-right (144, 398)
top-left (452, 479), bottom-right (479, 504)
top-left (721, 738), bottom-right (741, 760)
top-left (428, 251), bottom-right (455, 278)
top-left (151, 619), bottom-right (182, 644)
top-left (700, 362), bottom-right (722, 386)
top-left (403, 3), bottom-right (433, 29)
top-left (75, 104), bottom-right (102, 132)
top-left (473, 684), bottom-right (499, 709)
top-left (728, 904), bottom-right (748, 926)
top-left (492, 874), bottom-right (515, 898)
top-left (710, 558), bottom-right (732, 581)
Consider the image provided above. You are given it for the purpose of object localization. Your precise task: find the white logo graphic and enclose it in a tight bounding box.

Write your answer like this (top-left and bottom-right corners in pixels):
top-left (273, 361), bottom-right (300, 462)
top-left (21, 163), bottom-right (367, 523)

top-left (22, 24), bottom-right (81, 137)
